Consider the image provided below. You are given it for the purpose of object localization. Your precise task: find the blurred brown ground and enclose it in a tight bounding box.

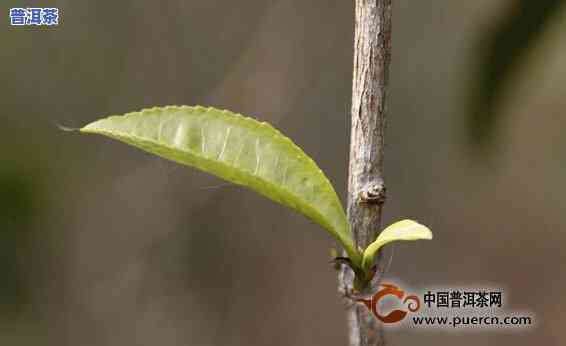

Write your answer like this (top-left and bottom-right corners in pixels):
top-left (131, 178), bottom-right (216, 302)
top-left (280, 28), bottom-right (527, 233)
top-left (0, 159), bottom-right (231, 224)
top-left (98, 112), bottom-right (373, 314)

top-left (0, 1), bottom-right (564, 345)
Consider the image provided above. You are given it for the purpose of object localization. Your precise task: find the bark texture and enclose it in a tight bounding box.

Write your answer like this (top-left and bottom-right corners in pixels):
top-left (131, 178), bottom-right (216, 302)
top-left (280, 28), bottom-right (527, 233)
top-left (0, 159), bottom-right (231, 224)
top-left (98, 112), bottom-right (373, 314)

top-left (339, 1), bottom-right (392, 346)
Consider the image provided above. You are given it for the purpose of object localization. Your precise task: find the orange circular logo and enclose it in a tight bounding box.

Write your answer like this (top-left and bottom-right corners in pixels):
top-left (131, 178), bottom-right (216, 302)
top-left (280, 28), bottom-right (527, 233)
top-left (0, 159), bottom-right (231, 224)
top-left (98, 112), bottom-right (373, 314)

top-left (357, 283), bottom-right (421, 323)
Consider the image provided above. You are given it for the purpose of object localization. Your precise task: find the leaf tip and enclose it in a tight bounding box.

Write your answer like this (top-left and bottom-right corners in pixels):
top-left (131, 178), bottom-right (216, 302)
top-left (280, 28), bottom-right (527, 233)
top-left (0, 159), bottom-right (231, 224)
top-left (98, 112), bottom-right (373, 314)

top-left (80, 119), bottom-right (105, 134)
top-left (79, 122), bottom-right (96, 133)
top-left (389, 219), bottom-right (432, 238)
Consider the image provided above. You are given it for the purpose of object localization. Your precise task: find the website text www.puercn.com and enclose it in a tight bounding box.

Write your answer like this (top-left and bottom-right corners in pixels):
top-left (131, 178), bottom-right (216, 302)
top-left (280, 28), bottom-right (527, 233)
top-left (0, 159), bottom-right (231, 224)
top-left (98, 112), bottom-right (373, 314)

top-left (412, 314), bottom-right (532, 328)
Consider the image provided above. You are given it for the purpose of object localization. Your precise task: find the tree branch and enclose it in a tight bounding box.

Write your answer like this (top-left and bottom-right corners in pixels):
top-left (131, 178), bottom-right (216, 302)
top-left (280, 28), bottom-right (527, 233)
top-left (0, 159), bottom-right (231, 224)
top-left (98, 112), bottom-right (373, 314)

top-left (340, 1), bottom-right (392, 345)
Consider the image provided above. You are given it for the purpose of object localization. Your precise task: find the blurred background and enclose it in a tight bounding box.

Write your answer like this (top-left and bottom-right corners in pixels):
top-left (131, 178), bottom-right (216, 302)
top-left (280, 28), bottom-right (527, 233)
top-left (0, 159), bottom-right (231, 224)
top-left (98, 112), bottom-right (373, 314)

top-left (1, 0), bottom-right (565, 345)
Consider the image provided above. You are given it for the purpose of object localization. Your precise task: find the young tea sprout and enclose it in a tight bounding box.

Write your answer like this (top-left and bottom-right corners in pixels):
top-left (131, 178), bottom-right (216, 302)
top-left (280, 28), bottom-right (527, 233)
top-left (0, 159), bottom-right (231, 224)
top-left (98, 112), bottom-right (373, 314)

top-left (81, 105), bottom-right (433, 293)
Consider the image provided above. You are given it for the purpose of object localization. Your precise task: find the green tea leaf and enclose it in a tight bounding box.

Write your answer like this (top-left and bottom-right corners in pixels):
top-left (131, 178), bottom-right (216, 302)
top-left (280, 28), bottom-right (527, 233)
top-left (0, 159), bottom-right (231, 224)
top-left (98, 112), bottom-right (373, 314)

top-left (361, 219), bottom-right (432, 272)
top-left (81, 106), bottom-right (360, 264)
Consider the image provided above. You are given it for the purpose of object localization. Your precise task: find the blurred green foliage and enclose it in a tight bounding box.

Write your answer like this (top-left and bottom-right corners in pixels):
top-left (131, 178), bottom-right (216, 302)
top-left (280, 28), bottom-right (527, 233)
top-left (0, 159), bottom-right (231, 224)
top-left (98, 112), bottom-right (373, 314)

top-left (0, 168), bottom-right (39, 316)
top-left (468, 0), bottom-right (563, 153)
